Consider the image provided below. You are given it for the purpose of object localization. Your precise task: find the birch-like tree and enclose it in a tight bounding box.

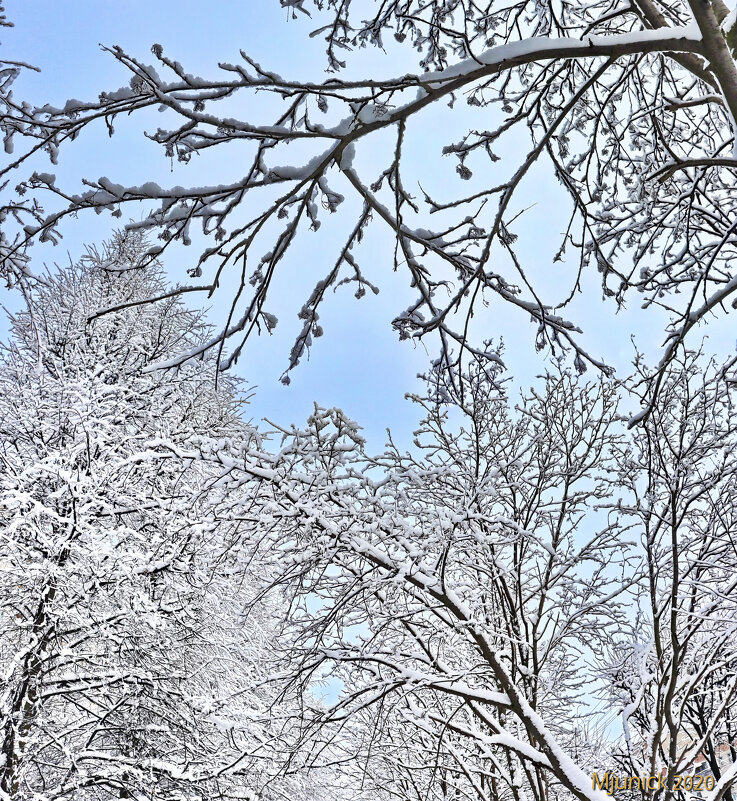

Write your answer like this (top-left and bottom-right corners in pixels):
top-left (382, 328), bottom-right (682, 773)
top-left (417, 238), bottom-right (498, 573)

top-left (605, 348), bottom-right (737, 801)
top-left (3, 0), bottom-right (737, 406)
top-left (189, 359), bottom-right (625, 801)
top-left (0, 234), bottom-right (343, 801)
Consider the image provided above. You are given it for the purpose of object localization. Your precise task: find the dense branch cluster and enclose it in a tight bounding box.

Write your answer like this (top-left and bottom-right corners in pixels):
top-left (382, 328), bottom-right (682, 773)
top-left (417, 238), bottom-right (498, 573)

top-left (4, 3), bottom-right (737, 799)
top-left (2, 0), bottom-right (737, 408)
top-left (0, 235), bottom-right (347, 801)
top-left (2, 234), bottom-right (737, 801)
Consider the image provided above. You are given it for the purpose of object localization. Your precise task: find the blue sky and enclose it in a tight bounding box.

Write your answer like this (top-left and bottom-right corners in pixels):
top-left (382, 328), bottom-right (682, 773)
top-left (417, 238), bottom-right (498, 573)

top-left (3, 2), bottom-right (735, 449)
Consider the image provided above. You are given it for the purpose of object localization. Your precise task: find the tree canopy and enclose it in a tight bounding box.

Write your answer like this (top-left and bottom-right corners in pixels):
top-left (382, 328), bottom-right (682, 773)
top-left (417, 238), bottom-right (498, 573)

top-left (2, 235), bottom-right (737, 801)
top-left (4, 5), bottom-right (737, 800)
top-left (3, 0), bottom-right (737, 414)
top-left (0, 234), bottom-right (345, 801)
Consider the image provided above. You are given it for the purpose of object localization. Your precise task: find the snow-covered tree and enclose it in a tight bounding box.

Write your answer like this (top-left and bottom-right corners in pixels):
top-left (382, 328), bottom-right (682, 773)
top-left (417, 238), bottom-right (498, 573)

top-left (0, 234), bottom-right (344, 801)
top-left (4, 227), bottom-right (737, 801)
top-left (4, 1), bottom-right (737, 406)
top-left (188, 351), bottom-right (737, 801)
top-left (605, 347), bottom-right (737, 800)
top-left (190, 359), bottom-right (626, 801)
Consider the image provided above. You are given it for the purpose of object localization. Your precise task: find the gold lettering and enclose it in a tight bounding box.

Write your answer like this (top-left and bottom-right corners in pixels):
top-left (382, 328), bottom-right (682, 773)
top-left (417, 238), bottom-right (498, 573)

top-left (592, 773), bottom-right (608, 792)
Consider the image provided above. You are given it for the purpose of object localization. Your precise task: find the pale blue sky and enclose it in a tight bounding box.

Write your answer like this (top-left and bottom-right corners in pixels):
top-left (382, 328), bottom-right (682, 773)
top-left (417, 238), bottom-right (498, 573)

top-left (3, 2), bottom-right (735, 447)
